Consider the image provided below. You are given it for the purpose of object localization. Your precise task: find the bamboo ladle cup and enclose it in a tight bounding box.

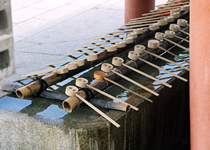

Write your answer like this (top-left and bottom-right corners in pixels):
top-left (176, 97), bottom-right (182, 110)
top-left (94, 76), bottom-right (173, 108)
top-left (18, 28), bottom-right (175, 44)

top-left (148, 40), bottom-right (188, 63)
top-left (101, 63), bottom-right (159, 96)
top-left (155, 32), bottom-right (189, 51)
top-left (134, 44), bottom-right (189, 71)
top-left (111, 57), bottom-right (172, 88)
top-left (128, 51), bottom-right (188, 82)
top-left (64, 85), bottom-right (120, 128)
top-left (94, 71), bottom-right (153, 103)
top-left (177, 19), bottom-right (189, 27)
top-left (75, 78), bottom-right (139, 111)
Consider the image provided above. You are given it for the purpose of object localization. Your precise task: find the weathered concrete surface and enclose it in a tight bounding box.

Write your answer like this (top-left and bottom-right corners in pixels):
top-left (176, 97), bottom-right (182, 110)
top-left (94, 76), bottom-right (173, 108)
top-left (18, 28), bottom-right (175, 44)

top-left (0, 0), bottom-right (15, 80)
top-left (0, 70), bottom-right (189, 150)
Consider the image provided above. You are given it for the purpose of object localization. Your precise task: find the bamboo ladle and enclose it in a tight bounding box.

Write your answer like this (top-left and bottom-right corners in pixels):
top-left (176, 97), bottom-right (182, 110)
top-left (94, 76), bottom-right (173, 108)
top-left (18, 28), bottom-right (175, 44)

top-left (154, 1), bottom-right (189, 10)
top-left (45, 59), bottom-right (85, 67)
top-left (153, 3), bottom-right (189, 13)
top-left (118, 19), bottom-right (168, 30)
top-left (134, 44), bottom-right (189, 71)
top-left (148, 39), bottom-right (188, 63)
top-left (101, 63), bottom-right (159, 96)
top-left (64, 45), bottom-right (118, 56)
top-left (64, 85), bottom-right (120, 128)
top-left (21, 62), bottom-right (79, 78)
top-left (75, 78), bottom-right (138, 111)
top-left (155, 32), bottom-right (189, 51)
top-left (169, 24), bottom-right (189, 36)
top-left (128, 51), bottom-right (188, 82)
top-left (94, 71), bottom-right (152, 103)
top-left (177, 19), bottom-right (189, 27)
top-left (165, 30), bottom-right (189, 43)
top-left (111, 57), bottom-right (172, 88)
top-left (142, 7), bottom-right (180, 16)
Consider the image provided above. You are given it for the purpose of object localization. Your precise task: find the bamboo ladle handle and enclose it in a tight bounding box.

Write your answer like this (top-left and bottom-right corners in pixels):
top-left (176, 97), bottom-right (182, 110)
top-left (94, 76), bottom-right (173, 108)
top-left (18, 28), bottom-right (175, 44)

top-left (86, 85), bottom-right (139, 111)
top-left (158, 46), bottom-right (188, 63)
top-left (104, 77), bottom-right (152, 103)
top-left (164, 38), bottom-right (189, 52)
top-left (121, 63), bottom-right (172, 88)
top-left (94, 71), bottom-right (152, 105)
top-left (75, 94), bottom-right (120, 128)
top-left (138, 57), bottom-right (188, 82)
top-left (174, 35), bottom-right (189, 43)
top-left (111, 70), bottom-right (159, 96)
top-left (145, 51), bottom-right (189, 71)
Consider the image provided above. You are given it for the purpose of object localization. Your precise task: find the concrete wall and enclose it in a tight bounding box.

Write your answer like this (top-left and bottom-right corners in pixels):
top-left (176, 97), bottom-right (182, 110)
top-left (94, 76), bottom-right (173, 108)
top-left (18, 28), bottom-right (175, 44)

top-left (0, 0), bottom-right (15, 80)
top-left (0, 71), bottom-right (189, 150)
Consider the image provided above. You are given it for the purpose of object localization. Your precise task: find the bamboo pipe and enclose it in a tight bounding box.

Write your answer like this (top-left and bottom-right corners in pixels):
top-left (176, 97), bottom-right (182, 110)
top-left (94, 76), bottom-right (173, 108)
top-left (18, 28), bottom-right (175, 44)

top-left (75, 78), bottom-right (139, 111)
top-left (64, 85), bottom-right (120, 128)
top-left (155, 32), bottom-right (189, 51)
top-left (0, 83), bottom-right (128, 111)
top-left (101, 63), bottom-right (159, 96)
top-left (111, 57), bottom-right (172, 88)
top-left (128, 51), bottom-right (188, 82)
top-left (94, 71), bottom-right (153, 103)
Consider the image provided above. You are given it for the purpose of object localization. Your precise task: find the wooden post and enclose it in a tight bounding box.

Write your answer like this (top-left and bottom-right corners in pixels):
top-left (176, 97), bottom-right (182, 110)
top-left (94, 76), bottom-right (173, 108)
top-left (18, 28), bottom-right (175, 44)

top-left (124, 0), bottom-right (155, 24)
top-left (190, 0), bottom-right (210, 149)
